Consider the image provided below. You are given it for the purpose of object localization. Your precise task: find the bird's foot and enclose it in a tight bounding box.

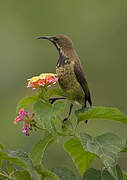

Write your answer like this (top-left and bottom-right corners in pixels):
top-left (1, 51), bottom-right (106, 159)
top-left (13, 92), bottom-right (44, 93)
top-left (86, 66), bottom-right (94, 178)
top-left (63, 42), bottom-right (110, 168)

top-left (82, 105), bottom-right (88, 110)
top-left (62, 117), bottom-right (71, 129)
top-left (49, 98), bottom-right (56, 104)
top-left (49, 97), bottom-right (66, 104)
top-left (63, 118), bottom-right (68, 123)
top-left (81, 105), bottom-right (88, 124)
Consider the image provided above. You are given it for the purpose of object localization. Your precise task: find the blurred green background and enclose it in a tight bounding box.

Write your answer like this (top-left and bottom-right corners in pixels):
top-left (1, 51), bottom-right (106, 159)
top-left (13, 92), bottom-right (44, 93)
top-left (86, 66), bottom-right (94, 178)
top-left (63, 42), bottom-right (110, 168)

top-left (0, 0), bottom-right (127, 175)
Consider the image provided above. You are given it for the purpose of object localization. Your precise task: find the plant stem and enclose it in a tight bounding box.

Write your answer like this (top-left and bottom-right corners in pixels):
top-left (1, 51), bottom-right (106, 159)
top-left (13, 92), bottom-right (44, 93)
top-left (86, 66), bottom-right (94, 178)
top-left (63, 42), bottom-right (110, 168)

top-left (33, 124), bottom-right (47, 131)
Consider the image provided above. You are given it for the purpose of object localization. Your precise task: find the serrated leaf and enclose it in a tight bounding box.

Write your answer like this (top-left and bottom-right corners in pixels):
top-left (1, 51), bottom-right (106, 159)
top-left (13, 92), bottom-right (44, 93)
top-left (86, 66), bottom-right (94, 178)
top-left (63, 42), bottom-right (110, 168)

top-left (34, 100), bottom-right (65, 135)
top-left (35, 164), bottom-right (59, 180)
top-left (83, 165), bottom-right (123, 180)
top-left (29, 132), bottom-right (53, 166)
top-left (16, 96), bottom-right (38, 113)
top-left (76, 106), bottom-right (127, 126)
top-left (80, 133), bottom-right (126, 179)
top-left (14, 170), bottom-right (31, 180)
top-left (52, 166), bottom-right (76, 180)
top-left (64, 137), bottom-right (95, 176)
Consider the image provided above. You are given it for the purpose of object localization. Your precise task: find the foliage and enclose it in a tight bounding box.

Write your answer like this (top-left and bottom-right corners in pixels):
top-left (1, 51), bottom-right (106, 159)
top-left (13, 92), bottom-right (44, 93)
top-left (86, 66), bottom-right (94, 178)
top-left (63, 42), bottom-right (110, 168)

top-left (64, 137), bottom-right (95, 176)
top-left (80, 132), bottom-right (126, 179)
top-left (2, 76), bottom-right (127, 180)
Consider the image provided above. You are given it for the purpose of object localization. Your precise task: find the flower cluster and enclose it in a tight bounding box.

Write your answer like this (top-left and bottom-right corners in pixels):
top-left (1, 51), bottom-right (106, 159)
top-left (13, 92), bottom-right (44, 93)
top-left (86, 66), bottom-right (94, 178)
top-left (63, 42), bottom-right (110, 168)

top-left (14, 109), bottom-right (34, 136)
top-left (27, 73), bottom-right (58, 89)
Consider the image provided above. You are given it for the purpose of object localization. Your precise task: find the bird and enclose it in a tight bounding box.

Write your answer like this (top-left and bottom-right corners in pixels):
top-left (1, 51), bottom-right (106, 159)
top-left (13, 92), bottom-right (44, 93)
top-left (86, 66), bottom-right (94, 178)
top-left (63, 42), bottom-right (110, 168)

top-left (38, 34), bottom-right (92, 122)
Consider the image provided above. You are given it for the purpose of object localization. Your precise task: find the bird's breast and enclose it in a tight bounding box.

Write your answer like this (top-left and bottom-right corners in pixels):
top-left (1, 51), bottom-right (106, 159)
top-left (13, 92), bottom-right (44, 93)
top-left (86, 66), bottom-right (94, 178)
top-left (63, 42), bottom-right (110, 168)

top-left (56, 64), bottom-right (72, 88)
top-left (56, 62), bottom-right (84, 104)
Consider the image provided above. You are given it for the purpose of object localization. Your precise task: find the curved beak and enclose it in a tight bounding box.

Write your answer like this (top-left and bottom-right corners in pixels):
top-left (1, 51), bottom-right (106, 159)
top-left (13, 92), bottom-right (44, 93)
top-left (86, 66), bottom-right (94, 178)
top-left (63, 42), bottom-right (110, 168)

top-left (37, 36), bottom-right (59, 52)
top-left (37, 36), bottom-right (52, 40)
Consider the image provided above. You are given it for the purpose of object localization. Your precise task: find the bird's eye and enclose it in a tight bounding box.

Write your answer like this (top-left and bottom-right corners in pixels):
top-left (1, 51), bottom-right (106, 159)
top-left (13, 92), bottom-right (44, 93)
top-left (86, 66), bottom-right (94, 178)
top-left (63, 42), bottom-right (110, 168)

top-left (53, 37), bottom-right (59, 41)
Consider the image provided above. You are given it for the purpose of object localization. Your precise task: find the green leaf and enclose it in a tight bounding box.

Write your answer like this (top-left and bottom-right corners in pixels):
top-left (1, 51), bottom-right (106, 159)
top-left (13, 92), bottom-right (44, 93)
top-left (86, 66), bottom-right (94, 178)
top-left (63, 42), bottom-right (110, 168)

top-left (34, 100), bottom-right (53, 134)
top-left (0, 143), bottom-right (4, 167)
top-left (64, 137), bottom-right (95, 176)
top-left (123, 171), bottom-right (127, 180)
top-left (0, 151), bottom-right (26, 168)
top-left (14, 170), bottom-right (32, 180)
top-left (47, 88), bottom-right (70, 100)
top-left (76, 106), bottom-right (127, 126)
top-left (83, 165), bottom-right (123, 180)
top-left (35, 164), bottom-right (59, 180)
top-left (52, 166), bottom-right (76, 180)
top-left (0, 171), bottom-right (10, 180)
top-left (7, 150), bottom-right (32, 168)
top-left (6, 161), bottom-right (16, 174)
top-left (16, 96), bottom-right (38, 113)
top-left (29, 132), bottom-right (53, 166)
top-left (80, 132), bottom-right (126, 179)
top-left (121, 147), bottom-right (127, 152)
top-left (0, 143), bottom-right (4, 151)
top-left (34, 100), bottom-right (65, 135)
top-left (102, 170), bottom-right (116, 180)
top-left (7, 150), bottom-right (39, 179)
top-left (115, 165), bottom-right (123, 180)
top-left (52, 100), bottom-right (66, 123)
top-left (83, 168), bottom-right (101, 180)
top-left (121, 141), bottom-right (127, 152)
top-left (102, 165), bottom-right (123, 180)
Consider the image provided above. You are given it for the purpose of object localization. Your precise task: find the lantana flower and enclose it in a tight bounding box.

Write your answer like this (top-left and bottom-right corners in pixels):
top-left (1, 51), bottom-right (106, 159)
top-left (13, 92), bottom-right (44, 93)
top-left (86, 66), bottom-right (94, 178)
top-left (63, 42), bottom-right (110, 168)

top-left (14, 109), bottom-right (34, 136)
top-left (27, 73), bottom-right (58, 89)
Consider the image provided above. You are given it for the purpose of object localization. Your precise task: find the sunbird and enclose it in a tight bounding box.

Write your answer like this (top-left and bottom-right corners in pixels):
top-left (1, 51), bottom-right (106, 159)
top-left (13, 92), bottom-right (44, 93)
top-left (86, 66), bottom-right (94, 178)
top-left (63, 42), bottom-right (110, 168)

top-left (38, 34), bottom-right (92, 122)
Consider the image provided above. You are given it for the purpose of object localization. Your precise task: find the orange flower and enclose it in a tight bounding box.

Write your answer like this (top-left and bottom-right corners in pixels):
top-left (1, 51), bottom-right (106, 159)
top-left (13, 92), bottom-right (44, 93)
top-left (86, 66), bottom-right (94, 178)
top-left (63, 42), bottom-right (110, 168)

top-left (27, 73), bottom-right (58, 89)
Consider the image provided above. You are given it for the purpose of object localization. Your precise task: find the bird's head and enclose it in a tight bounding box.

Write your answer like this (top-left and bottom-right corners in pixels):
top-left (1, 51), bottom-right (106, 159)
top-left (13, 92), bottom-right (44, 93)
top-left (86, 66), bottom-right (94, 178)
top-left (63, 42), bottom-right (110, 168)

top-left (38, 34), bottom-right (73, 56)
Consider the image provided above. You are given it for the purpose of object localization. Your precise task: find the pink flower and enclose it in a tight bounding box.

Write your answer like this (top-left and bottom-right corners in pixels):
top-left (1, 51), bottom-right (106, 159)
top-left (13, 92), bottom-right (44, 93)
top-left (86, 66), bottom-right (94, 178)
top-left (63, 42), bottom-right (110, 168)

top-left (21, 123), bottom-right (32, 136)
top-left (19, 109), bottom-right (24, 116)
top-left (14, 109), bottom-right (25, 124)
top-left (27, 73), bottom-right (58, 89)
top-left (14, 109), bottom-right (34, 136)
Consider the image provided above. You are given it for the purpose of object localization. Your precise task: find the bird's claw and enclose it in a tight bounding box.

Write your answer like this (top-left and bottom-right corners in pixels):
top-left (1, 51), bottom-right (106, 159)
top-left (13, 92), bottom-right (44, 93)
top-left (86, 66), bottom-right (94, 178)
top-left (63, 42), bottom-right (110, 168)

top-left (49, 98), bottom-right (55, 104)
top-left (84, 120), bottom-right (88, 124)
top-left (62, 118), bottom-right (69, 129)
top-left (63, 118), bottom-right (68, 123)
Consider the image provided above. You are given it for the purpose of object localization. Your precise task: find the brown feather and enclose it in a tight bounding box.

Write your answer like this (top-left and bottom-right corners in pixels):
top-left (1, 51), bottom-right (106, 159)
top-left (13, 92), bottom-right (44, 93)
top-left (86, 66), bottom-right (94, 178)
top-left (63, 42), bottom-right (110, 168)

top-left (40, 34), bottom-right (92, 106)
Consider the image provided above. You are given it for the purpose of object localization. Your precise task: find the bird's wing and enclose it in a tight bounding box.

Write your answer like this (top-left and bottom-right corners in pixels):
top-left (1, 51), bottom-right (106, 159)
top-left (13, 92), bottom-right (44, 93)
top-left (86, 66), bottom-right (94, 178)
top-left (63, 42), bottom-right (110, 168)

top-left (74, 61), bottom-right (92, 106)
